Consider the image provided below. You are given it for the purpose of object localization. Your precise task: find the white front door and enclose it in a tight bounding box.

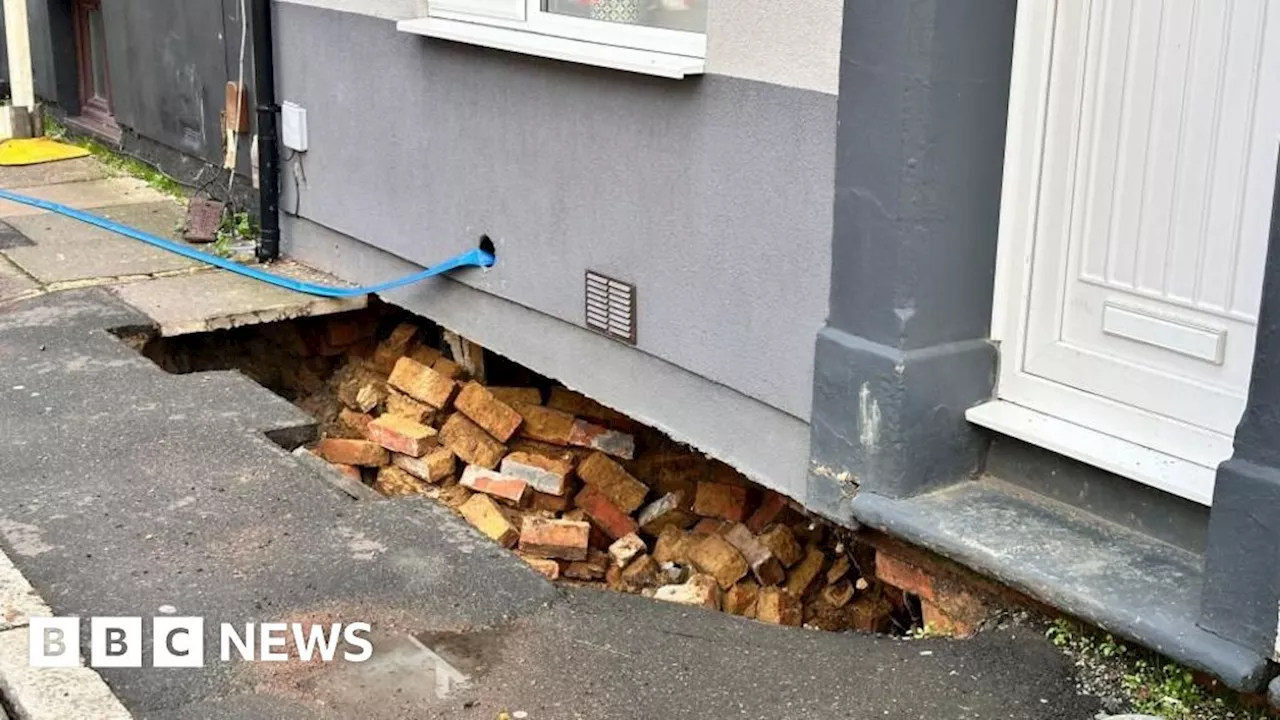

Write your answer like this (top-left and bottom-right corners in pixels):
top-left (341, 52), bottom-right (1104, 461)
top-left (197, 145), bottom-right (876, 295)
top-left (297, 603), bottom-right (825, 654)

top-left (977, 0), bottom-right (1280, 505)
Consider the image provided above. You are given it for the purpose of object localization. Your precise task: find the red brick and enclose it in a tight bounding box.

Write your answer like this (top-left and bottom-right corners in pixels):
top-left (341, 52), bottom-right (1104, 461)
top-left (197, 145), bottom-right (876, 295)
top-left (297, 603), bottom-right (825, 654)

top-left (745, 491), bottom-right (789, 534)
top-left (488, 386), bottom-right (542, 407)
top-left (546, 387), bottom-right (625, 425)
top-left (849, 595), bottom-right (895, 633)
top-left (406, 342), bottom-right (442, 367)
top-left (388, 357), bottom-right (457, 409)
top-left (330, 463), bottom-right (362, 482)
top-left (724, 581), bottom-right (760, 617)
top-left (722, 524), bottom-right (785, 586)
top-left (564, 508), bottom-right (612, 550)
top-left (315, 438), bottom-right (388, 467)
top-left (373, 466), bottom-right (425, 497)
top-left (432, 356), bottom-right (465, 380)
top-left (530, 490), bottom-right (573, 514)
top-left (620, 554), bottom-right (660, 590)
top-left (564, 549), bottom-right (610, 580)
top-left (461, 466), bottom-right (530, 507)
top-left (692, 481), bottom-right (749, 523)
top-left (574, 486), bottom-right (638, 540)
top-left (607, 532), bottom-right (647, 568)
top-left (365, 415), bottom-right (437, 457)
top-left (874, 551), bottom-right (935, 602)
top-left (786, 548), bottom-right (826, 598)
top-left (370, 322), bottom-right (419, 373)
top-left (691, 518), bottom-right (729, 536)
top-left (567, 419), bottom-right (635, 460)
top-left (577, 452), bottom-right (647, 514)
top-left (439, 484), bottom-right (473, 510)
top-left (637, 492), bottom-right (697, 536)
top-left (519, 554), bottom-right (562, 580)
top-left (826, 555), bottom-right (851, 586)
top-left (688, 534), bottom-right (749, 590)
top-left (516, 404), bottom-right (575, 445)
top-left (653, 526), bottom-right (695, 566)
top-left (439, 414), bottom-right (507, 469)
top-left (336, 408), bottom-right (374, 437)
top-left (500, 451), bottom-right (573, 496)
top-left (756, 587), bottom-right (802, 626)
top-left (757, 524), bottom-right (804, 568)
top-left (455, 382), bottom-right (523, 442)
top-left (384, 390), bottom-right (435, 424)
top-left (458, 494), bottom-right (518, 547)
top-left (392, 448), bottom-right (455, 483)
top-left (518, 517), bottom-right (590, 561)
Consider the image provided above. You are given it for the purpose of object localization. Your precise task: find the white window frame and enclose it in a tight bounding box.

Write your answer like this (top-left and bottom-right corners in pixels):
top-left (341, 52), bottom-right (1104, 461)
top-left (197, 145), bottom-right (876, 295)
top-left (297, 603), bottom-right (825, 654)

top-left (428, 0), bottom-right (706, 59)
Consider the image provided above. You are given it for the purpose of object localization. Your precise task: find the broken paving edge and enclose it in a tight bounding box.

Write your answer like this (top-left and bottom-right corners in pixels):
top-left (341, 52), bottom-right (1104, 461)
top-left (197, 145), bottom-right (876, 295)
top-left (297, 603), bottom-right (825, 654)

top-left (0, 548), bottom-right (132, 720)
top-left (289, 315), bottom-right (911, 635)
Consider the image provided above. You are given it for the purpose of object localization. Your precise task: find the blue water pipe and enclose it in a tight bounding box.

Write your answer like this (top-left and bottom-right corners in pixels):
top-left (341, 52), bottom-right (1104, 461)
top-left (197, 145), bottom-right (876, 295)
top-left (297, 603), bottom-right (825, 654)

top-left (0, 188), bottom-right (495, 298)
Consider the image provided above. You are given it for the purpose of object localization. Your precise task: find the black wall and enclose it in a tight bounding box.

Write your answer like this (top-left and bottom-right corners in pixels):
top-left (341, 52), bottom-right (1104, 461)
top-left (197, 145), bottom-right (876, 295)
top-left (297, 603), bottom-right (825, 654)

top-left (103, 0), bottom-right (255, 165)
top-left (3, 0), bottom-right (256, 189)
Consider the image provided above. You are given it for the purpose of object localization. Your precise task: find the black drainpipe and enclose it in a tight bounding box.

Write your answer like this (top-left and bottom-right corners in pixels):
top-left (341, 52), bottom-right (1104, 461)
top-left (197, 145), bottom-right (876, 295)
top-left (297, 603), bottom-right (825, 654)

top-left (252, 0), bottom-right (281, 262)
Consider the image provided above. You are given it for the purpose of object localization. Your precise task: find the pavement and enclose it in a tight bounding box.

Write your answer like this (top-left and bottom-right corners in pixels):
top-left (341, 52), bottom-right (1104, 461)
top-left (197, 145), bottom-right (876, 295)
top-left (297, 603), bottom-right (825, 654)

top-left (0, 155), bottom-right (1105, 719)
top-left (0, 157), bottom-right (364, 335)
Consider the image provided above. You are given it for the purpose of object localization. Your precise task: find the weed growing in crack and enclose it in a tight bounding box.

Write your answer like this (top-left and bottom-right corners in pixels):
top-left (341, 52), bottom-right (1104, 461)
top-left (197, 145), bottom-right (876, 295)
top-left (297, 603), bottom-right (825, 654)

top-left (212, 209), bottom-right (259, 259)
top-left (1046, 618), bottom-right (1268, 719)
top-left (44, 115), bottom-right (187, 198)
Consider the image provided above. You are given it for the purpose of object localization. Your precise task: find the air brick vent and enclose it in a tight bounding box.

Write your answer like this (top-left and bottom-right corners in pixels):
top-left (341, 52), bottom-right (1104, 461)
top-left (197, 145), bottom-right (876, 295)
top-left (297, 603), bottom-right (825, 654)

top-left (585, 271), bottom-right (636, 345)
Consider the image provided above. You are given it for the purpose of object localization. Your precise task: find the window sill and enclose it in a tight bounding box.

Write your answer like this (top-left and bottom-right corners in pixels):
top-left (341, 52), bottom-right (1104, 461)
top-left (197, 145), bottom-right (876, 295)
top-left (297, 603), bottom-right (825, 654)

top-left (396, 17), bottom-right (705, 79)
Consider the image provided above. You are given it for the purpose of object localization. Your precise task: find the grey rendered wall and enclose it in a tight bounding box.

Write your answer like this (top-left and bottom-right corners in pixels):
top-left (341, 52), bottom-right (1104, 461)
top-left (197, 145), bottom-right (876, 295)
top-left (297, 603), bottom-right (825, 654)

top-left (273, 2), bottom-right (838, 497)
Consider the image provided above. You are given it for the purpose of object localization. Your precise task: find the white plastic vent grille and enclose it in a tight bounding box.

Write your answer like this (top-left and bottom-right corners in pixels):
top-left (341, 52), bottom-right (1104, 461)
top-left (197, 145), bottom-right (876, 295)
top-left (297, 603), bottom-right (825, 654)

top-left (585, 271), bottom-right (636, 344)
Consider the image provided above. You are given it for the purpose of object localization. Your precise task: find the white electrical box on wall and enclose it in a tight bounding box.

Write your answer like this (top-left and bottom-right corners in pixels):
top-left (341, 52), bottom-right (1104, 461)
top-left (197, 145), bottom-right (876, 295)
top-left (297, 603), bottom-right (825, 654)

top-left (281, 101), bottom-right (308, 152)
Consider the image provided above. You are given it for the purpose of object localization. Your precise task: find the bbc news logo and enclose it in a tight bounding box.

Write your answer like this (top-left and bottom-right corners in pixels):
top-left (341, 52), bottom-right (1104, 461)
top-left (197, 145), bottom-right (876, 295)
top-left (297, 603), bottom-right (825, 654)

top-left (29, 617), bottom-right (373, 668)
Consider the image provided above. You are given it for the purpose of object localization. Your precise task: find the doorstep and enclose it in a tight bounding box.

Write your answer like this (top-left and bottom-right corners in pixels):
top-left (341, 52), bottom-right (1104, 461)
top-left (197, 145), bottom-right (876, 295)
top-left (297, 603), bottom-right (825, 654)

top-left (850, 476), bottom-right (1271, 692)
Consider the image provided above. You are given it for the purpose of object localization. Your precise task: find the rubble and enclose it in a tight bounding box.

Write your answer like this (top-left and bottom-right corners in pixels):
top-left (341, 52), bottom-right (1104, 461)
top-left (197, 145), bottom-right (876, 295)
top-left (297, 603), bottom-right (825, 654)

top-left (224, 311), bottom-right (911, 637)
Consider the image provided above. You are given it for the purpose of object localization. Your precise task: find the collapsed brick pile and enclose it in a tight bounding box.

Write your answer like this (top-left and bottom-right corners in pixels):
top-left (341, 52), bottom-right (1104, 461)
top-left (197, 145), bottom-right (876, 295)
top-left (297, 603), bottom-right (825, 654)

top-left (303, 318), bottom-right (901, 633)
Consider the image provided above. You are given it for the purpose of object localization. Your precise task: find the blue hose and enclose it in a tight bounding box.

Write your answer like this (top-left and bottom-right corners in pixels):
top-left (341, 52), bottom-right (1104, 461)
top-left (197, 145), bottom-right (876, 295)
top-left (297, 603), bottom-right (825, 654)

top-left (0, 188), bottom-right (495, 298)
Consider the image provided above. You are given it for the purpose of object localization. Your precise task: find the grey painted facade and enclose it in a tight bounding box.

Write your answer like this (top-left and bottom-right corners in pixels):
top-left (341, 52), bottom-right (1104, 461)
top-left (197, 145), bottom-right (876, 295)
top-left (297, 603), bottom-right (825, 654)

top-left (808, 0), bottom-right (1014, 515)
top-left (272, 2), bottom-right (837, 496)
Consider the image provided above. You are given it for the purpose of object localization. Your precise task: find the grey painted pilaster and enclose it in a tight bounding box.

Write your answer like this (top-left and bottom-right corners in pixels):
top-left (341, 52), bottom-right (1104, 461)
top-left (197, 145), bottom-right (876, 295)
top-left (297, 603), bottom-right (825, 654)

top-left (1200, 152), bottom-right (1280, 661)
top-left (807, 0), bottom-right (1016, 519)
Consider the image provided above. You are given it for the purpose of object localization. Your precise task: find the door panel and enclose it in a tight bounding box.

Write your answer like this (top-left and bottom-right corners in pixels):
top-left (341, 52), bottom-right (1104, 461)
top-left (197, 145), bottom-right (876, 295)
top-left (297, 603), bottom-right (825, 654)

top-left (1019, 0), bottom-right (1280, 462)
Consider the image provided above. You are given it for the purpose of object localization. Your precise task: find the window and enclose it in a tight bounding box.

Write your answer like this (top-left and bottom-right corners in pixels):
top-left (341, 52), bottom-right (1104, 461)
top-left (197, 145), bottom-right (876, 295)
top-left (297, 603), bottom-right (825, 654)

top-left (402, 0), bottom-right (707, 78)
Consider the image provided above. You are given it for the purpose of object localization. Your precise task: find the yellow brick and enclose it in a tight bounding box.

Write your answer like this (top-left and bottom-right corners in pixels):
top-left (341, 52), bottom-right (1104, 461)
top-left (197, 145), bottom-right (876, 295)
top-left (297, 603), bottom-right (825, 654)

top-left (458, 494), bottom-right (518, 547)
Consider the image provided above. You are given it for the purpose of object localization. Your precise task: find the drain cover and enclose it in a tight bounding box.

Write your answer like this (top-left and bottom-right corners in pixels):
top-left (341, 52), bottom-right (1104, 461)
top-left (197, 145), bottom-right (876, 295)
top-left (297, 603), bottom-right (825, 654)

top-left (584, 270), bottom-right (636, 344)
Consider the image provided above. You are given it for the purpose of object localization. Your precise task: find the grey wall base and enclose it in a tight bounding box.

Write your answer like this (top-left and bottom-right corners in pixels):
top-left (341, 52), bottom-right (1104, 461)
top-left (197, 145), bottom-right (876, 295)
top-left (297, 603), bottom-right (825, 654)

top-left (1199, 458), bottom-right (1280, 658)
top-left (283, 214), bottom-right (813, 500)
top-left (985, 434), bottom-right (1211, 555)
top-left (807, 326), bottom-right (995, 519)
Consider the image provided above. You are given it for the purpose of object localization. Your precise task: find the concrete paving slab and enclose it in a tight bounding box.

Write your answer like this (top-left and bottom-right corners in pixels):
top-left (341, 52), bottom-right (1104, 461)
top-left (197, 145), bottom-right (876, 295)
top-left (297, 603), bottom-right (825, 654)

top-left (2, 202), bottom-right (202, 283)
top-left (0, 256), bottom-right (38, 303)
top-left (0, 552), bottom-right (51, 632)
top-left (0, 157), bottom-right (110, 189)
top-left (0, 177), bottom-right (168, 218)
top-left (0, 626), bottom-right (132, 720)
top-left (109, 266), bottom-right (366, 335)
